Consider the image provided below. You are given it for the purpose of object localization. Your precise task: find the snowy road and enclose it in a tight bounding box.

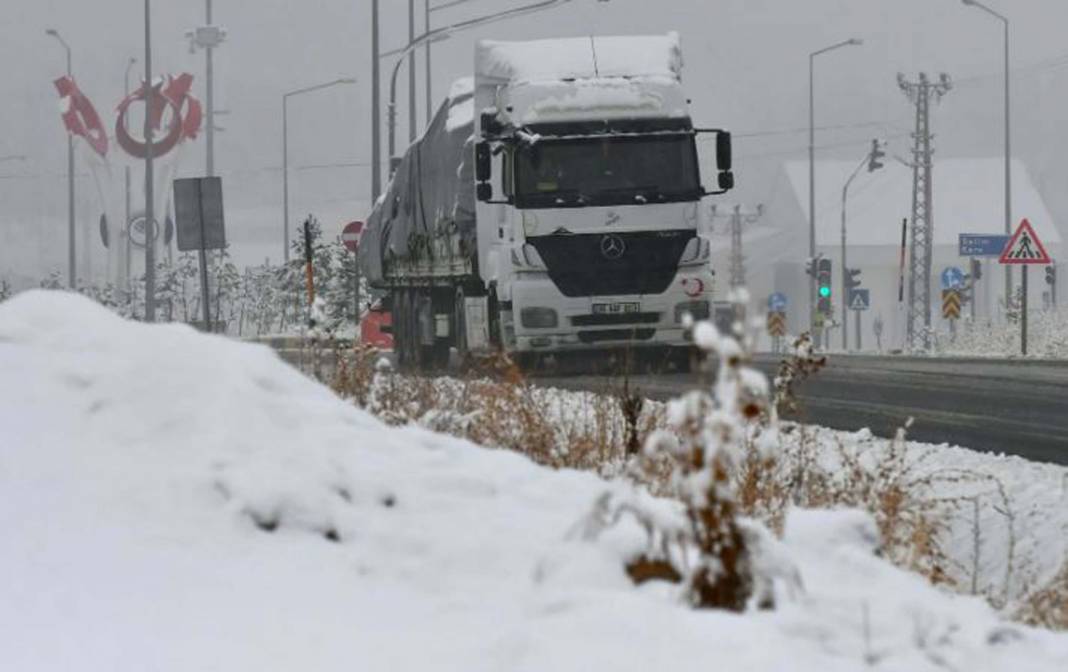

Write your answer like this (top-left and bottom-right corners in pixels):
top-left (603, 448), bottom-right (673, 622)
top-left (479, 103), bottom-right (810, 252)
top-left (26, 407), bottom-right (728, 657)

top-left (534, 354), bottom-right (1068, 464)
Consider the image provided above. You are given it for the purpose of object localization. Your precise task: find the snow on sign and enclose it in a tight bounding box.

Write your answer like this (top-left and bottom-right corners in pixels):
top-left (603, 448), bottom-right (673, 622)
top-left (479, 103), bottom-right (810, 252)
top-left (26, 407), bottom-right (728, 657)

top-left (341, 221), bottom-right (364, 253)
top-left (999, 218), bottom-right (1051, 265)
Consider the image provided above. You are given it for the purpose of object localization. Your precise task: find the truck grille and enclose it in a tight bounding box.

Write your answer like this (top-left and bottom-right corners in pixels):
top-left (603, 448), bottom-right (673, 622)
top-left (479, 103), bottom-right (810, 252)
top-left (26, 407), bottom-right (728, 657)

top-left (578, 328), bottom-right (656, 344)
top-left (527, 230), bottom-right (695, 298)
top-left (571, 312), bottom-right (660, 327)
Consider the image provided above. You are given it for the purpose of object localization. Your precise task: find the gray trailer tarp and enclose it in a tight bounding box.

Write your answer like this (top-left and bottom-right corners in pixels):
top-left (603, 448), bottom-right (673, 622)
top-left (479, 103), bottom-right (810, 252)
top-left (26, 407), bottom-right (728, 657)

top-left (359, 81), bottom-right (476, 286)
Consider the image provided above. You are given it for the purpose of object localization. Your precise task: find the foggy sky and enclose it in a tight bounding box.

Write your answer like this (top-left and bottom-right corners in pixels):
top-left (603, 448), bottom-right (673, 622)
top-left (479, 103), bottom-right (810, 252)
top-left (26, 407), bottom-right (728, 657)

top-left (4, 0), bottom-right (1068, 280)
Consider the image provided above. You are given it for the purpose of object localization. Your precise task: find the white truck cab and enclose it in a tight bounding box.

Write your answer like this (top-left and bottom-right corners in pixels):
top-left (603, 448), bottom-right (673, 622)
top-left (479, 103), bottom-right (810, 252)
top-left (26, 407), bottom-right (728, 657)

top-left (470, 33), bottom-right (734, 362)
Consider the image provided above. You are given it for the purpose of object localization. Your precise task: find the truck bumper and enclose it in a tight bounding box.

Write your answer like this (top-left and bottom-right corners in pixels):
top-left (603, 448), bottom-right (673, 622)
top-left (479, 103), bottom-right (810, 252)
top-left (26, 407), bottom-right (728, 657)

top-left (504, 268), bottom-right (713, 354)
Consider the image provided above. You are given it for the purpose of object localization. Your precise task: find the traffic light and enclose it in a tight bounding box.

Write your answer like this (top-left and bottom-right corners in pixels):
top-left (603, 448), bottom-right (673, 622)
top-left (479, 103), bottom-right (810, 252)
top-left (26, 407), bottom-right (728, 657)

top-left (867, 139), bottom-right (885, 172)
top-left (970, 258), bottom-right (982, 281)
top-left (960, 285), bottom-right (973, 305)
top-left (845, 267), bottom-right (862, 290)
top-left (817, 258), bottom-right (833, 315)
top-left (805, 255), bottom-right (822, 278)
top-left (1046, 265), bottom-right (1056, 286)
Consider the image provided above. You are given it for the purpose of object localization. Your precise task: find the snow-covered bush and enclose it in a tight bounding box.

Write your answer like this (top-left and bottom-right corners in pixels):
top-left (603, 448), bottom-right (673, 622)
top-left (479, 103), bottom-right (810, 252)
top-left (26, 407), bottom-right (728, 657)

top-left (940, 310), bottom-right (1068, 358)
top-left (12, 214), bottom-right (364, 337)
top-left (575, 316), bottom-right (783, 611)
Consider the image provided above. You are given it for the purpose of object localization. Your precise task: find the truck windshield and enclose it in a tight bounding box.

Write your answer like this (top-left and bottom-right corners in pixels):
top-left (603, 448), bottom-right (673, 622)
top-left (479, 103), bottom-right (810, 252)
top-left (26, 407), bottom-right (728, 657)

top-left (513, 134), bottom-right (700, 208)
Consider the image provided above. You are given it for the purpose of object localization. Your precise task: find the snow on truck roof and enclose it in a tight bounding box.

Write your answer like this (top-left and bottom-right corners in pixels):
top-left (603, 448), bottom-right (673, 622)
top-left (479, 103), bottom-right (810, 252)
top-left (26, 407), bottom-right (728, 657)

top-left (475, 33), bottom-right (682, 84)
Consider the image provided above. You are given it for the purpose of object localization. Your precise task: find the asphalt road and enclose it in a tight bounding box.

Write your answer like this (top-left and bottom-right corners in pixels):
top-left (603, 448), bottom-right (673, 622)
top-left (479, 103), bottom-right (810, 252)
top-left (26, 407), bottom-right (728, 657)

top-left (533, 355), bottom-right (1068, 466)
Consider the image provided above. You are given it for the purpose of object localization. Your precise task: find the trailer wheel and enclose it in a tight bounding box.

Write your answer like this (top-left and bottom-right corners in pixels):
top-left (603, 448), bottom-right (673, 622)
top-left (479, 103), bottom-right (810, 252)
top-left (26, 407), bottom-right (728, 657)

top-left (393, 289), bottom-right (408, 369)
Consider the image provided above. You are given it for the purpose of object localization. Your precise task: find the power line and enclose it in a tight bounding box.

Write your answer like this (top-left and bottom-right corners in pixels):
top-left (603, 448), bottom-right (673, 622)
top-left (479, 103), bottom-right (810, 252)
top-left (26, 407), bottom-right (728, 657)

top-left (733, 133), bottom-right (910, 161)
top-left (955, 50), bottom-right (1068, 87)
top-left (729, 120), bottom-right (892, 139)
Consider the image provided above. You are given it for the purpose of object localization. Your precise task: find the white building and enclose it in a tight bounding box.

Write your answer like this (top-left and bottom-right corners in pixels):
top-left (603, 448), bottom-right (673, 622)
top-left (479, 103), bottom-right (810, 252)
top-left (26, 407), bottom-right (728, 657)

top-left (712, 158), bottom-right (1063, 351)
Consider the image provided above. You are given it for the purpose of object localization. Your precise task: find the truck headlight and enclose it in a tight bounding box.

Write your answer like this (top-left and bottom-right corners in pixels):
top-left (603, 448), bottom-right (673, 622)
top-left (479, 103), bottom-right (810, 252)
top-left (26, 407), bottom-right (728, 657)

top-left (520, 307), bottom-right (558, 328)
top-left (674, 300), bottom-right (710, 324)
top-left (678, 236), bottom-right (711, 266)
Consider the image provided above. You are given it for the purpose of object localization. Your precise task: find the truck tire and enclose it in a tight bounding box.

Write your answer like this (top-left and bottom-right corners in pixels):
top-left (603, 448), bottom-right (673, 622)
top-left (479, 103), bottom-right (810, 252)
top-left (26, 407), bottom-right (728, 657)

top-left (487, 287), bottom-right (502, 349)
top-left (454, 286), bottom-right (469, 367)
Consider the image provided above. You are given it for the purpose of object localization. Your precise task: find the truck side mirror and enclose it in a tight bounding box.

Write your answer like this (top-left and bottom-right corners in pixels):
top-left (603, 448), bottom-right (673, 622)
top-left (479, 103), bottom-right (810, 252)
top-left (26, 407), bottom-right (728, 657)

top-left (475, 142), bottom-right (492, 182)
top-left (476, 182), bottom-right (493, 202)
top-left (718, 171), bottom-right (735, 191)
top-left (716, 131), bottom-right (732, 172)
top-left (480, 111), bottom-right (503, 136)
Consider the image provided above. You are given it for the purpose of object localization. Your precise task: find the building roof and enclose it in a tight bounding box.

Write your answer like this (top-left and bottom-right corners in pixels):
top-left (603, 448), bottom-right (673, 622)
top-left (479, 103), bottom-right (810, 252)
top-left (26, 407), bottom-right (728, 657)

top-left (782, 158), bottom-right (1061, 248)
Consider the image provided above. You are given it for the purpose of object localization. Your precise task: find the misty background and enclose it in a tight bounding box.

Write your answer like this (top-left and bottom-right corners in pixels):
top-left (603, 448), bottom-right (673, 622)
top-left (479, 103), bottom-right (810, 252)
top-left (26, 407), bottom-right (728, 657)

top-left (3, 0), bottom-right (1067, 283)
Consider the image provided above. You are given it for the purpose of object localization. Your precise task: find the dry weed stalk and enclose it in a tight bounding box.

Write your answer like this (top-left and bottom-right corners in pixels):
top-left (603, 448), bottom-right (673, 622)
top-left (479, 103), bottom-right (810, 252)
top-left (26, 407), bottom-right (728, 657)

top-left (1016, 561), bottom-right (1068, 630)
top-left (589, 317), bottom-right (778, 611)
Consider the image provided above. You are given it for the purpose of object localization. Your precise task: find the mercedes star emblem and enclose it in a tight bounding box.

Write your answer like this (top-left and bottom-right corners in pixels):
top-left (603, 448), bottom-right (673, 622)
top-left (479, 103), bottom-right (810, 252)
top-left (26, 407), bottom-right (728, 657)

top-left (600, 234), bottom-right (626, 260)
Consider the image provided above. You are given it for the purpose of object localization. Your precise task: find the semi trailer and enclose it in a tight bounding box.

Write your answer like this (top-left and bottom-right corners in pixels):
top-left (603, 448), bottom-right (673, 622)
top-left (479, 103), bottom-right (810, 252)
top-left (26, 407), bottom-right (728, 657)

top-left (359, 32), bottom-right (734, 370)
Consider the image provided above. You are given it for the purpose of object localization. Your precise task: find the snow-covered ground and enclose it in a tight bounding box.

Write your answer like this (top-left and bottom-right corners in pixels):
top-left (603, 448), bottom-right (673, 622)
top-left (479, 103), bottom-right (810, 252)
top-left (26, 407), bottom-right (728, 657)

top-left (3, 290), bottom-right (1068, 671)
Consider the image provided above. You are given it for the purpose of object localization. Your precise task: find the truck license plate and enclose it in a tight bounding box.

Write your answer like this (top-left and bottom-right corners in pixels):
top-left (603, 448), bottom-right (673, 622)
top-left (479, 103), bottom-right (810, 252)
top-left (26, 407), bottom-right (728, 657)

top-left (592, 302), bottom-right (640, 315)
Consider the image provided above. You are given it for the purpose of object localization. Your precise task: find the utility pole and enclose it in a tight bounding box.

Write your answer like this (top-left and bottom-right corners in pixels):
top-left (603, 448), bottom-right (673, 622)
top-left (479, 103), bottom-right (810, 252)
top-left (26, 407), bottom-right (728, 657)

top-left (206, 0), bottom-right (215, 177)
top-left (425, 0), bottom-right (432, 125)
top-left (144, 0), bottom-right (156, 321)
top-left (899, 72), bottom-right (951, 352)
top-left (187, 2), bottom-right (226, 176)
top-left (46, 29), bottom-right (75, 288)
top-left (370, 0), bottom-right (381, 202)
top-left (710, 204), bottom-right (763, 291)
top-left (408, 0), bottom-right (417, 143)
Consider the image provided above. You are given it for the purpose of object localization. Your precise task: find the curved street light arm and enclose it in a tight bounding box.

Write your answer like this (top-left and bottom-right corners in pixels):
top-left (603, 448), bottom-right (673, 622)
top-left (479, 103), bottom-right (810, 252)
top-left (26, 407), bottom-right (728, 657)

top-left (962, 0), bottom-right (1007, 24)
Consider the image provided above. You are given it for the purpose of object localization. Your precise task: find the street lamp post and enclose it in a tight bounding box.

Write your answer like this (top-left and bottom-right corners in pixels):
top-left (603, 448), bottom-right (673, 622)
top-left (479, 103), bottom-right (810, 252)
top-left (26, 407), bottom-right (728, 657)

top-left (374, 0), bottom-right (592, 200)
top-left (282, 78), bottom-right (356, 263)
top-left (962, 0), bottom-right (1011, 314)
top-left (841, 145), bottom-right (883, 350)
top-left (123, 57), bottom-right (136, 290)
top-left (45, 28), bottom-right (76, 289)
top-left (144, 0), bottom-right (157, 322)
top-left (809, 38), bottom-right (862, 343)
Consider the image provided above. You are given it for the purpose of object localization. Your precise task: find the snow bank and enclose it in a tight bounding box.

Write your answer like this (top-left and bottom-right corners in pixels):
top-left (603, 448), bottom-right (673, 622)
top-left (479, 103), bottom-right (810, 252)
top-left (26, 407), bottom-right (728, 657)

top-left (3, 290), bottom-right (1068, 671)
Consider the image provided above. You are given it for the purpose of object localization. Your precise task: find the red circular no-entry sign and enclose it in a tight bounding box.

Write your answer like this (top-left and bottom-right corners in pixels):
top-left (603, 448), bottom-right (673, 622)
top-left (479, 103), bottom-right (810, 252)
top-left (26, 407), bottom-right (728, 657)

top-left (341, 221), bottom-right (364, 253)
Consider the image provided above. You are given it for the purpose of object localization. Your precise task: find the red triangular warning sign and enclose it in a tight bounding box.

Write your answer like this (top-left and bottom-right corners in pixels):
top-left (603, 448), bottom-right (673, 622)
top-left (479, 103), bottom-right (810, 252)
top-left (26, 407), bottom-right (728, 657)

top-left (999, 218), bottom-right (1052, 265)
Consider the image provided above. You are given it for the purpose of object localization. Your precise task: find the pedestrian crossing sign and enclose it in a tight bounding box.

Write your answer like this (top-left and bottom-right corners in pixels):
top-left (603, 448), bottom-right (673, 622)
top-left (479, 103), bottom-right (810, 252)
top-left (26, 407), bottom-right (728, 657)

top-left (848, 288), bottom-right (870, 311)
top-left (999, 218), bottom-right (1051, 265)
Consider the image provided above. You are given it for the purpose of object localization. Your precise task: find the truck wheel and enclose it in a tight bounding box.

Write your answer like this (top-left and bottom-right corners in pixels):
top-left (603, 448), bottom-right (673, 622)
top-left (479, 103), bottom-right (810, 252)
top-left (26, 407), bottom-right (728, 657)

top-left (487, 287), bottom-right (502, 349)
top-left (454, 286), bottom-right (469, 367)
top-left (431, 340), bottom-right (450, 370)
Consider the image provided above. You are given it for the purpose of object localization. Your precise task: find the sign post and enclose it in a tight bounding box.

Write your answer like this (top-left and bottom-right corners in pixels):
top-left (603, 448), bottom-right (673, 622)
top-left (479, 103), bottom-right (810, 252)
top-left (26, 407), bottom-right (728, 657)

top-left (998, 218), bottom-right (1052, 356)
top-left (766, 292), bottom-right (787, 352)
top-left (848, 288), bottom-right (869, 351)
top-left (342, 221), bottom-right (364, 330)
top-left (173, 177), bottom-right (226, 332)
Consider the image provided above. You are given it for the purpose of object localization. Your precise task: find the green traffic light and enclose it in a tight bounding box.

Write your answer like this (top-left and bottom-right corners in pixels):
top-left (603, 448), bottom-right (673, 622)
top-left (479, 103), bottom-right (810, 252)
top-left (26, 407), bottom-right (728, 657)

top-left (819, 286), bottom-right (831, 298)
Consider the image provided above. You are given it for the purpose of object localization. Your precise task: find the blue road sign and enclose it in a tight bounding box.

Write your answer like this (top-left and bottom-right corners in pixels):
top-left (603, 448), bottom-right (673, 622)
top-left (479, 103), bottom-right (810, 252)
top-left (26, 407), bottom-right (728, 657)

top-left (941, 266), bottom-right (966, 290)
top-left (768, 292), bottom-right (787, 312)
top-left (959, 234), bottom-right (1010, 257)
top-left (848, 288), bottom-right (870, 311)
